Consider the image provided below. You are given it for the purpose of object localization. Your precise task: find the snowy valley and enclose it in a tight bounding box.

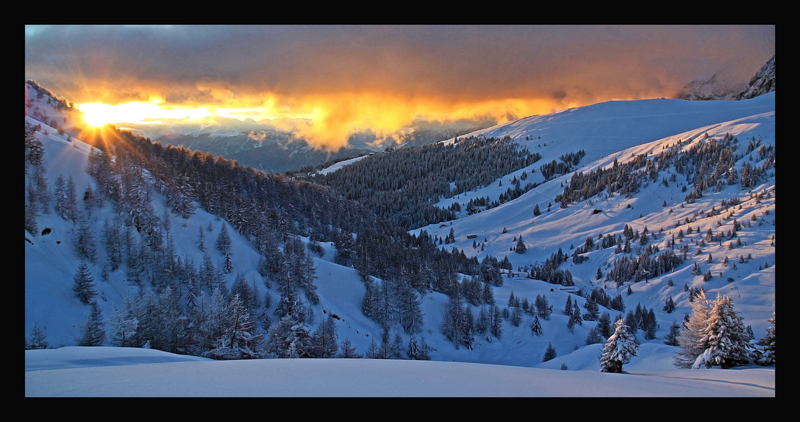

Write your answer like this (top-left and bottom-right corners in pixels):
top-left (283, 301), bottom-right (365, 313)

top-left (25, 79), bottom-right (775, 396)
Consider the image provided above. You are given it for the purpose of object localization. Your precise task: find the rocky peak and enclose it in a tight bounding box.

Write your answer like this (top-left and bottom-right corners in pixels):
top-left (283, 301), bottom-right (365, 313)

top-left (677, 55), bottom-right (775, 101)
top-left (737, 55), bottom-right (775, 100)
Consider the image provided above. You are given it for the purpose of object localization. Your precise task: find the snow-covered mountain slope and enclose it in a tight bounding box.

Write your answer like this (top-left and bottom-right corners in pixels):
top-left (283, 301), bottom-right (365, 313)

top-left (25, 79), bottom-right (775, 375)
top-left (412, 92), bottom-right (775, 365)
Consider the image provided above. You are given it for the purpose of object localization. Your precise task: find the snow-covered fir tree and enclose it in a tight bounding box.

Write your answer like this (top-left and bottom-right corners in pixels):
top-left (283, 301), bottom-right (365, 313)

top-left (600, 319), bottom-right (638, 373)
top-left (693, 294), bottom-right (750, 369)
top-left (531, 314), bottom-right (543, 336)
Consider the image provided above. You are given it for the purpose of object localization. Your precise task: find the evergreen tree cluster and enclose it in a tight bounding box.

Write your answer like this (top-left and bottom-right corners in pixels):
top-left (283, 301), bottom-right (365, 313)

top-left (27, 124), bottom-right (392, 360)
top-left (79, 126), bottom-right (479, 342)
top-left (308, 135), bottom-right (541, 229)
top-left (539, 149), bottom-right (585, 180)
top-left (527, 247), bottom-right (574, 286)
top-left (674, 291), bottom-right (754, 369)
top-left (85, 127), bottom-right (377, 249)
top-left (365, 330), bottom-right (405, 359)
top-left (533, 294), bottom-right (553, 320)
top-left (554, 133), bottom-right (773, 209)
top-left (106, 285), bottom-right (264, 358)
top-left (441, 289), bottom-right (475, 349)
top-left (361, 271), bottom-right (424, 335)
top-left (78, 302), bottom-right (106, 347)
top-left (623, 302), bottom-right (658, 340)
top-left (604, 248), bottom-right (683, 286)
top-left (750, 312), bottom-right (775, 366)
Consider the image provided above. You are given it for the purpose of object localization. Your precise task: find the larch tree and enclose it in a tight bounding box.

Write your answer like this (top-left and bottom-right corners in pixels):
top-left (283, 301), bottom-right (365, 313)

top-left (74, 215), bottom-right (98, 263)
top-left (337, 338), bottom-right (362, 358)
top-left (225, 293), bottom-right (264, 359)
top-left (216, 222), bottom-right (232, 254)
top-left (64, 176), bottom-right (79, 222)
top-left (197, 225), bottom-right (206, 252)
top-left (25, 183), bottom-right (39, 235)
top-left (396, 277), bottom-right (424, 334)
top-left (53, 174), bottom-right (67, 219)
top-left (72, 261), bottom-right (98, 305)
top-left (674, 290), bottom-right (711, 368)
top-left (108, 295), bottom-right (139, 348)
top-left (78, 301), bottom-right (106, 347)
top-left (32, 165), bottom-right (51, 215)
top-left (311, 313), bottom-right (339, 358)
top-left (25, 322), bottom-right (48, 350)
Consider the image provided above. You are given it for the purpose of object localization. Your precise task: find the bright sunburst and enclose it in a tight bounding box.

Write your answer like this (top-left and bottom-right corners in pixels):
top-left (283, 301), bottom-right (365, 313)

top-left (78, 103), bottom-right (119, 127)
top-left (78, 101), bottom-right (212, 127)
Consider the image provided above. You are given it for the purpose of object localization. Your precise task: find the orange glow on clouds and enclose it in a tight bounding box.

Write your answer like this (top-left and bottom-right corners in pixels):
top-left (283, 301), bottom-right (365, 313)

top-left (284, 94), bottom-right (569, 150)
top-left (76, 92), bottom-right (580, 150)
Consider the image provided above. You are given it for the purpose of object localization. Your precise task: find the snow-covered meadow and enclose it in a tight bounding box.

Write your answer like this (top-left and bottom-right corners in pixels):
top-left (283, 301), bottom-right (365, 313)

top-left (25, 346), bottom-right (774, 396)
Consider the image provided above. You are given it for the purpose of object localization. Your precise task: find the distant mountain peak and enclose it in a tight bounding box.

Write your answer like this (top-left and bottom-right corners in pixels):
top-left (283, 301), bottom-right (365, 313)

top-left (677, 55), bottom-right (775, 101)
top-left (737, 55), bottom-right (775, 100)
top-left (676, 73), bottom-right (741, 101)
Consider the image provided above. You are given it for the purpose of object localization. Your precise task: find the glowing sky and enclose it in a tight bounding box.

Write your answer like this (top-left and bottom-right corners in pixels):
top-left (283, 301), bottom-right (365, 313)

top-left (25, 25), bottom-right (775, 150)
